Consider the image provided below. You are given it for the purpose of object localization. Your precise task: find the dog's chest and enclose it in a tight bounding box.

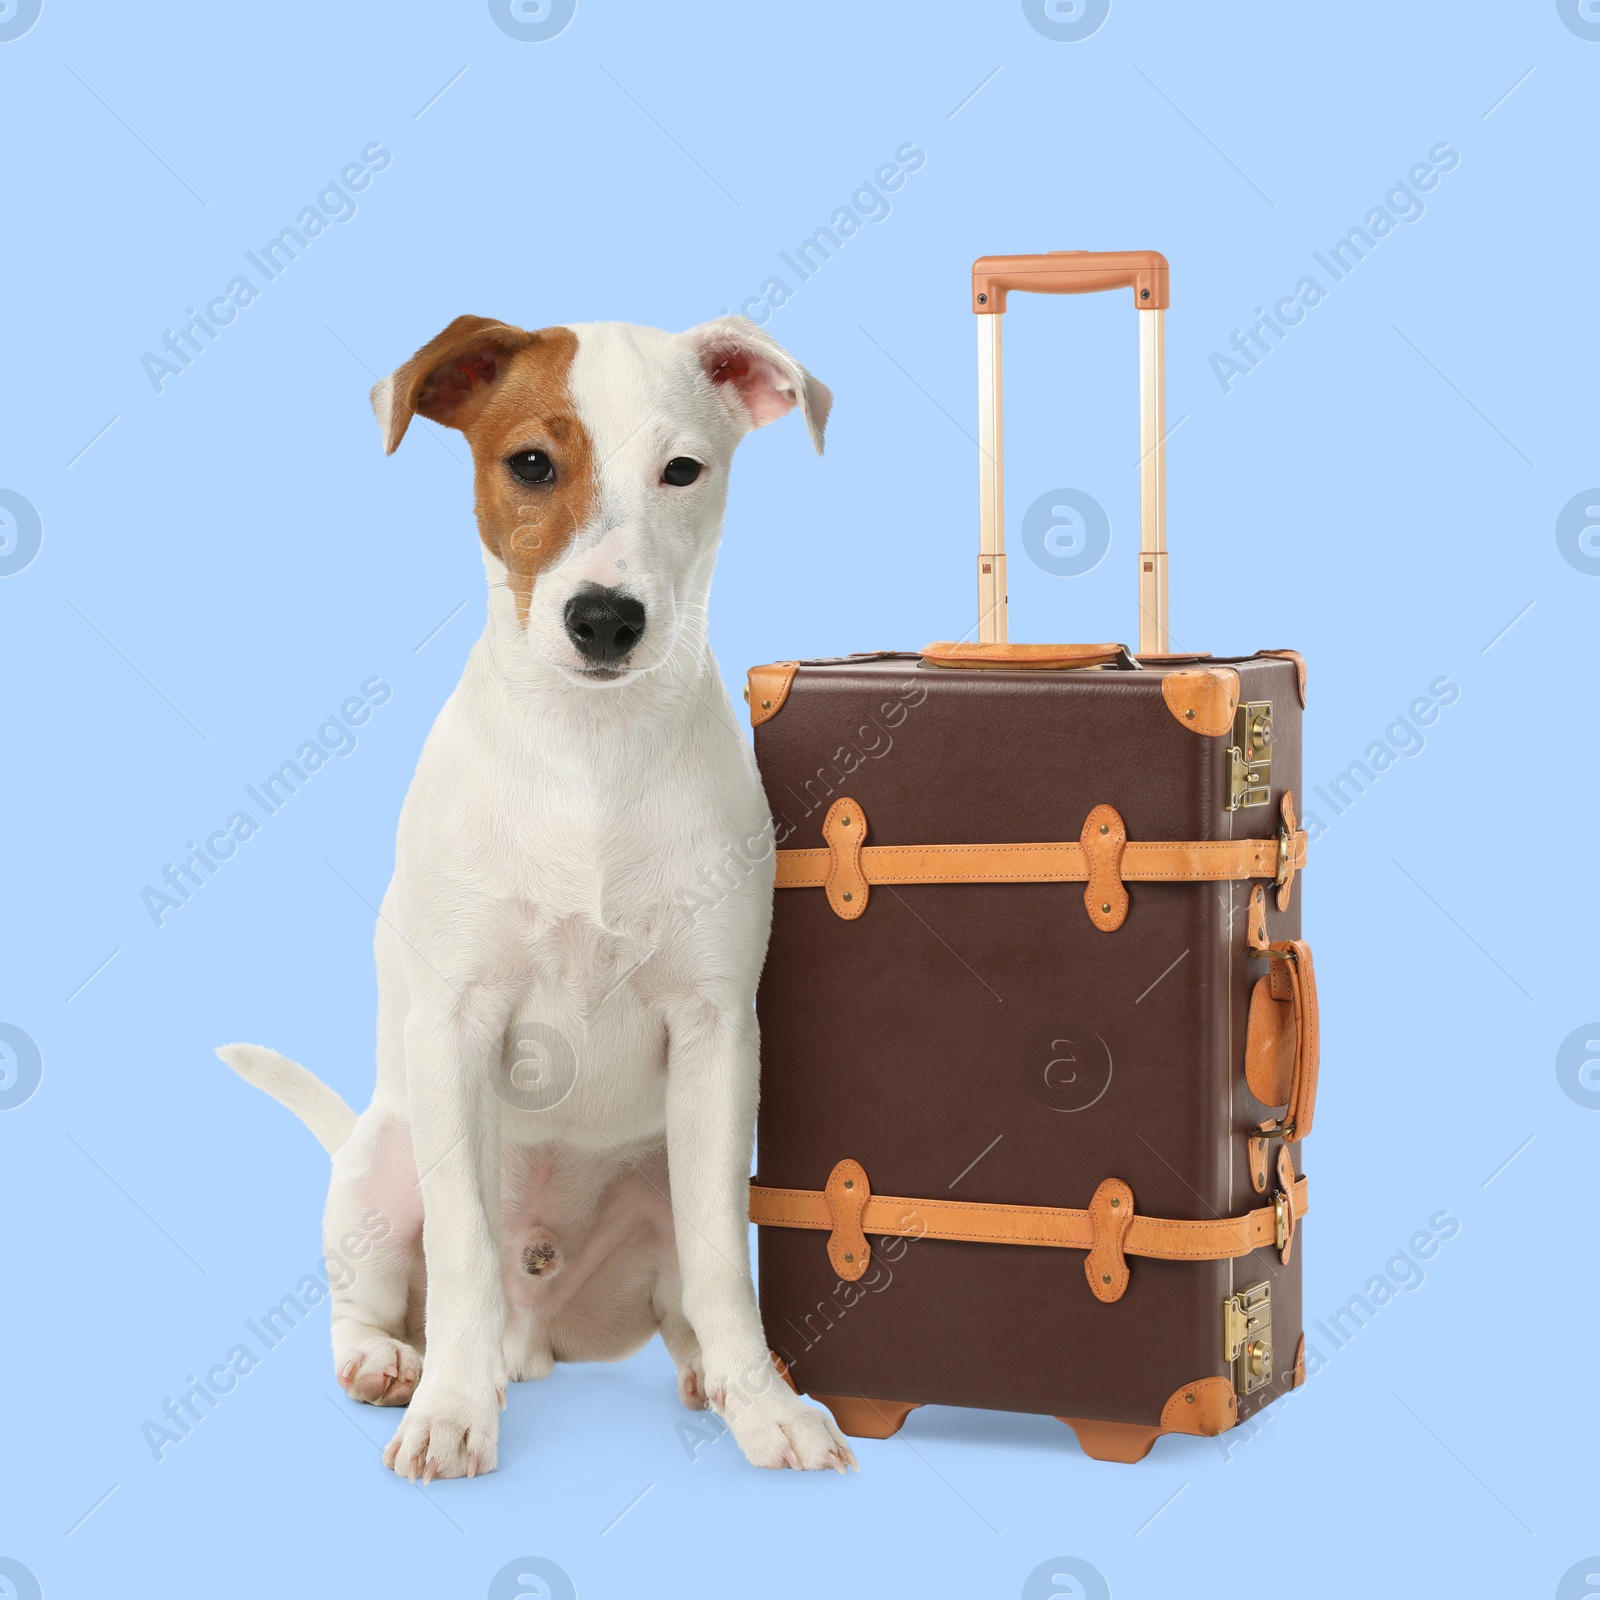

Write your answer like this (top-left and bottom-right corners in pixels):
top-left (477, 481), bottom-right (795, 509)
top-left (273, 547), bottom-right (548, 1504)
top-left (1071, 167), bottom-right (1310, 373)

top-left (509, 903), bottom-right (661, 1002)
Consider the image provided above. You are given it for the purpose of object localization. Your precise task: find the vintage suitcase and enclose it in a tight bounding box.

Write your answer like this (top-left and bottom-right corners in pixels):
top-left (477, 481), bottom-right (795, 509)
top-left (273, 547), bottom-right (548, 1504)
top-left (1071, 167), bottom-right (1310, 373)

top-left (744, 251), bottom-right (1318, 1462)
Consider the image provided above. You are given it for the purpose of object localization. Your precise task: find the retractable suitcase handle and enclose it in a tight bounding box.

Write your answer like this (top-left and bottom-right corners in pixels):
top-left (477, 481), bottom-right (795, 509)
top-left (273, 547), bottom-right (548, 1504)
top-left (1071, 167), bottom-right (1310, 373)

top-left (971, 250), bottom-right (1170, 655)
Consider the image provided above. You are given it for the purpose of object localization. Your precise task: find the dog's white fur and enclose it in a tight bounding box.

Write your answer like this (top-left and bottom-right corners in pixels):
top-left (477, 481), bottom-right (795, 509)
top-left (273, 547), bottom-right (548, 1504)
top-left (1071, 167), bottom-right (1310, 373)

top-left (220, 317), bottom-right (853, 1479)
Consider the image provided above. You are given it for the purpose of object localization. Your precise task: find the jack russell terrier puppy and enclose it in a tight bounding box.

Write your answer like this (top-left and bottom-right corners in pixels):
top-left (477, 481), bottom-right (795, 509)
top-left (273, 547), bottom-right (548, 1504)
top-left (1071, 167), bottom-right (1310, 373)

top-left (219, 313), bottom-right (854, 1480)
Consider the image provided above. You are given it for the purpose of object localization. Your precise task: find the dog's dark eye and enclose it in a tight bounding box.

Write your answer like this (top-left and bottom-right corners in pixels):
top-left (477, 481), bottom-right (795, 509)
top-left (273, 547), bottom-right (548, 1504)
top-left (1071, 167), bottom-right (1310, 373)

top-left (662, 457), bottom-right (702, 487)
top-left (507, 450), bottom-right (555, 485)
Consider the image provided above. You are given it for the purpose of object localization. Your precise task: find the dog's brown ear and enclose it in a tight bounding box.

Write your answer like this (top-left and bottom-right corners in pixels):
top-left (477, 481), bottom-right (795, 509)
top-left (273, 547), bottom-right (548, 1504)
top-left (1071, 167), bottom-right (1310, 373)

top-left (371, 315), bottom-right (536, 454)
top-left (681, 317), bottom-right (832, 454)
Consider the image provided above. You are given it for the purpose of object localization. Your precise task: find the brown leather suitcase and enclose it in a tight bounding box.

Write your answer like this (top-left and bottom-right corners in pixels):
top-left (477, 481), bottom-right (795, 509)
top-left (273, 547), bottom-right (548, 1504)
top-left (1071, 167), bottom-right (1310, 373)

top-left (744, 251), bottom-right (1319, 1462)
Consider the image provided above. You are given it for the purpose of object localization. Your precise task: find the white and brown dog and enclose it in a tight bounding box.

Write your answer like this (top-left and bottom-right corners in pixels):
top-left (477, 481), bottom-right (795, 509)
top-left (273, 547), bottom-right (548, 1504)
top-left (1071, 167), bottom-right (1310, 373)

top-left (218, 314), bottom-right (854, 1479)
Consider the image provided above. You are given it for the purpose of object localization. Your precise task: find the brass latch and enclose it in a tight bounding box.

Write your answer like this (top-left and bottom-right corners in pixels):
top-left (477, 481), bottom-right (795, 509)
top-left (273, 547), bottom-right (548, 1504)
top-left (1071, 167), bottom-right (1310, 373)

top-left (1226, 700), bottom-right (1272, 810)
top-left (1223, 1280), bottom-right (1273, 1395)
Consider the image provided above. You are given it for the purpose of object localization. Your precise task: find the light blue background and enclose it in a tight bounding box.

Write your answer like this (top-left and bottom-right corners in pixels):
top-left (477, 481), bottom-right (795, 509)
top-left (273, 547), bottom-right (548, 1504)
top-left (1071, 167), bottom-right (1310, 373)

top-left (3, 2), bottom-right (1596, 1596)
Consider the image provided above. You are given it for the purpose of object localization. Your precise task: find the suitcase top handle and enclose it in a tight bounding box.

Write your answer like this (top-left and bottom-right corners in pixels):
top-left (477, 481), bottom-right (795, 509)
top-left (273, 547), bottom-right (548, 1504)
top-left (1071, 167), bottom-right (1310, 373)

top-left (971, 249), bottom-right (1170, 315)
top-left (971, 250), bottom-right (1170, 656)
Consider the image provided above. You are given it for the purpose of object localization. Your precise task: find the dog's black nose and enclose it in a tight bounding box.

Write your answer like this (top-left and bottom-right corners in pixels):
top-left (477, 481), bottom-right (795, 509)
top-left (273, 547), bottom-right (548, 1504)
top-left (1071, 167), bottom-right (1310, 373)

top-left (563, 586), bottom-right (646, 665)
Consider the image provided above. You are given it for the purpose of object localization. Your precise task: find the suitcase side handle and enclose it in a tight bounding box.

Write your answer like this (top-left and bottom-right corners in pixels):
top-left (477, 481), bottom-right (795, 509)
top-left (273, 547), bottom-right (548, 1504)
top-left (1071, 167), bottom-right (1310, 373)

top-left (973, 251), bottom-right (1169, 655)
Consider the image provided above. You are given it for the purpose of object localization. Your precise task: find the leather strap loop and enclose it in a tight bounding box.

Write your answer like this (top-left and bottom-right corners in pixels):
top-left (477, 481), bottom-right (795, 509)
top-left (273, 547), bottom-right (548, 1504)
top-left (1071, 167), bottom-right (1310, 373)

top-left (1246, 883), bottom-right (1269, 951)
top-left (1247, 1132), bottom-right (1270, 1194)
top-left (1276, 1147), bottom-right (1298, 1265)
top-left (824, 1158), bottom-right (871, 1281)
top-left (1276, 791), bottom-right (1304, 911)
top-left (1085, 1178), bottom-right (1135, 1301)
top-left (1081, 805), bottom-right (1129, 933)
top-left (821, 798), bottom-right (868, 921)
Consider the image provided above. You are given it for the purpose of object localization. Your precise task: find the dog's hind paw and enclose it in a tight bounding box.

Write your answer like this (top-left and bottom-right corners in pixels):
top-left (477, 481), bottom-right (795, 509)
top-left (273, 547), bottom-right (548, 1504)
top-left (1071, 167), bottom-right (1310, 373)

top-left (675, 1361), bottom-right (708, 1411)
top-left (382, 1384), bottom-right (500, 1482)
top-left (726, 1393), bottom-right (857, 1473)
top-left (337, 1334), bottom-right (423, 1407)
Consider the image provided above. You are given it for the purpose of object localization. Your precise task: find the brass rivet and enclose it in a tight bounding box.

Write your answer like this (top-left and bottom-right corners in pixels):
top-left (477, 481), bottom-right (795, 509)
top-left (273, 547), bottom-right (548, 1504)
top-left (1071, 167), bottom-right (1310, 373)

top-left (841, 816), bottom-right (851, 826)
top-left (1099, 823), bottom-right (1109, 835)
top-left (1185, 708), bottom-right (1196, 719)
top-left (1185, 1392), bottom-right (1196, 1404)
top-left (761, 698), bottom-right (771, 709)
top-left (1101, 1273), bottom-right (1111, 1284)
top-left (845, 1251), bottom-right (854, 1262)
top-left (843, 1179), bottom-right (854, 1189)
top-left (1101, 902), bottom-right (1111, 914)
top-left (1110, 1196), bottom-right (1120, 1208)
top-left (842, 891), bottom-right (853, 902)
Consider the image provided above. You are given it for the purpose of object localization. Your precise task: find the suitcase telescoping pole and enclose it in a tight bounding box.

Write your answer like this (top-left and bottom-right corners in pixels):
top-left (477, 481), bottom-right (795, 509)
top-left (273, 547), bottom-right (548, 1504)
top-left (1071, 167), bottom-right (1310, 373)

top-left (971, 251), bottom-right (1171, 654)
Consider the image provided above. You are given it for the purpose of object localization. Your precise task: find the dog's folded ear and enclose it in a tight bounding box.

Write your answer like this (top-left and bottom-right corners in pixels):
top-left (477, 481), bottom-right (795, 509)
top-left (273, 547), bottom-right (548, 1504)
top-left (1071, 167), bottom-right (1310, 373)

top-left (371, 315), bottom-right (536, 455)
top-left (681, 317), bottom-right (832, 455)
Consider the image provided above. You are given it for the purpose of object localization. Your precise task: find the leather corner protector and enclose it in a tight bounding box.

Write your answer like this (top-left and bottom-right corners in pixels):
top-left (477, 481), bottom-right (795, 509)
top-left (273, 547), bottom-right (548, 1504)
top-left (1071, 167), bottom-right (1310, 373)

top-left (747, 660), bottom-right (799, 727)
top-left (1291, 1334), bottom-right (1307, 1389)
top-left (1081, 804), bottom-right (1129, 932)
top-left (824, 1158), bottom-right (871, 1281)
top-left (822, 798), bottom-right (869, 920)
top-left (769, 1349), bottom-right (798, 1393)
top-left (1084, 1178), bottom-right (1135, 1302)
top-left (1161, 667), bottom-right (1240, 736)
top-left (1276, 1145), bottom-right (1298, 1265)
top-left (1160, 1376), bottom-right (1238, 1437)
top-left (1255, 648), bottom-right (1308, 707)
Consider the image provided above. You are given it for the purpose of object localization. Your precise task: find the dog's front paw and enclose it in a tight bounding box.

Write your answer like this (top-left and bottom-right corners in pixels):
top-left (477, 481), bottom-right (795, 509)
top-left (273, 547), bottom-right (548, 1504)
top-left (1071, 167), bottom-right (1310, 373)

top-left (722, 1389), bottom-right (857, 1473)
top-left (337, 1333), bottom-right (423, 1407)
top-left (382, 1382), bottom-right (500, 1481)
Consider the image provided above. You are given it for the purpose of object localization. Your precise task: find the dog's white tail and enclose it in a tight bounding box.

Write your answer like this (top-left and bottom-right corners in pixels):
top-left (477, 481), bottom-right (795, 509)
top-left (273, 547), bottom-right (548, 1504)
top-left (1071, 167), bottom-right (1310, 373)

top-left (216, 1043), bottom-right (357, 1154)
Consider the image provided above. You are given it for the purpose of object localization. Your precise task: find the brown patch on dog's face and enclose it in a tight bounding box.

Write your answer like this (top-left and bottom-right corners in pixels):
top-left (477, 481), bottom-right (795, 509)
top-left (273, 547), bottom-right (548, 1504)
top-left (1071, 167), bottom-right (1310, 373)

top-left (462, 329), bottom-right (596, 625)
top-left (373, 318), bottom-right (596, 625)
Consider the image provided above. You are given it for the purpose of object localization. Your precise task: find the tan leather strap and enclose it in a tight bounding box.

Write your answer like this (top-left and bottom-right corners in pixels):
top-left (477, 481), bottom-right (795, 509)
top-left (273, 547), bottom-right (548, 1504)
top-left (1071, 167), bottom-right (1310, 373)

top-left (777, 791), bottom-right (1308, 921)
top-left (750, 1167), bottom-right (1310, 1276)
top-left (778, 834), bottom-right (1296, 887)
